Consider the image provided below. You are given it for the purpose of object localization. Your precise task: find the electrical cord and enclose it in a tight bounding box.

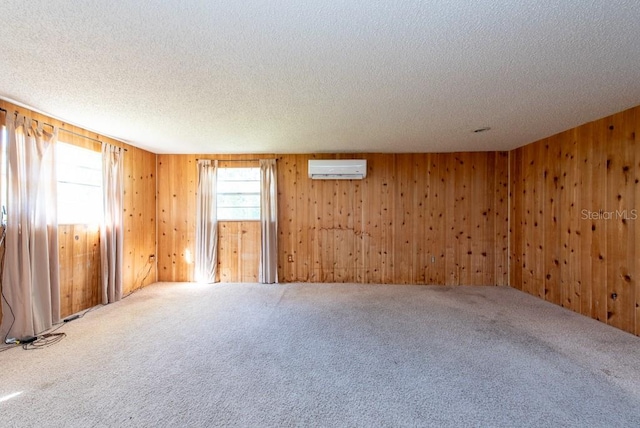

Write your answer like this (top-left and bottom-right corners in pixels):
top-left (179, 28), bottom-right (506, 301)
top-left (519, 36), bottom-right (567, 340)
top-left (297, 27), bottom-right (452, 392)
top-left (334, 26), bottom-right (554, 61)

top-left (13, 303), bottom-right (101, 351)
top-left (139, 263), bottom-right (153, 288)
top-left (0, 215), bottom-right (101, 351)
top-left (0, 223), bottom-right (67, 350)
top-left (45, 303), bottom-right (102, 335)
top-left (0, 223), bottom-right (16, 345)
top-left (123, 259), bottom-right (154, 300)
top-left (135, 260), bottom-right (153, 290)
top-left (22, 332), bottom-right (66, 350)
top-left (0, 220), bottom-right (145, 351)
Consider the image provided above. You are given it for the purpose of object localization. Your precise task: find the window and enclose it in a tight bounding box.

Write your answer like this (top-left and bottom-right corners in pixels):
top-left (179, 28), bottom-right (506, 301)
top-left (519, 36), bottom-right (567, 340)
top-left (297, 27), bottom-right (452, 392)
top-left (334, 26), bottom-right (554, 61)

top-left (56, 142), bottom-right (102, 225)
top-left (217, 167), bottom-right (260, 220)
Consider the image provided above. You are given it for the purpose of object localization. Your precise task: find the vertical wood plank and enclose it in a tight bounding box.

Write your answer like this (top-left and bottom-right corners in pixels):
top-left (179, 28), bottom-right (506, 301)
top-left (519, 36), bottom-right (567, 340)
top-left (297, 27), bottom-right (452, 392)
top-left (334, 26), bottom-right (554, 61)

top-left (509, 148), bottom-right (522, 290)
top-left (605, 110), bottom-right (636, 333)
top-left (431, 153), bottom-right (447, 284)
top-left (591, 118), bottom-right (609, 323)
top-left (495, 152), bottom-right (509, 286)
top-left (544, 136), bottom-right (561, 305)
top-left (563, 129), bottom-right (581, 313)
top-left (578, 121), bottom-right (594, 317)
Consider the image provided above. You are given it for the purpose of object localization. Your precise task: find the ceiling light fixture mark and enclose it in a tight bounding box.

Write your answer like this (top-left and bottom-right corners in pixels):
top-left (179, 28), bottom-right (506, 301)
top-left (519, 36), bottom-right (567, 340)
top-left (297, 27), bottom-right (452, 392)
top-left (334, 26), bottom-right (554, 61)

top-left (473, 127), bottom-right (491, 133)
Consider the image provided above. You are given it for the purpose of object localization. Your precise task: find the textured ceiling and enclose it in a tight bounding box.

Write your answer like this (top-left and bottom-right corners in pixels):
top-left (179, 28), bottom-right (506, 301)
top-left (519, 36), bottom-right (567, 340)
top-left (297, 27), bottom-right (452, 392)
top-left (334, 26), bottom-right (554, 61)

top-left (1, 1), bottom-right (640, 154)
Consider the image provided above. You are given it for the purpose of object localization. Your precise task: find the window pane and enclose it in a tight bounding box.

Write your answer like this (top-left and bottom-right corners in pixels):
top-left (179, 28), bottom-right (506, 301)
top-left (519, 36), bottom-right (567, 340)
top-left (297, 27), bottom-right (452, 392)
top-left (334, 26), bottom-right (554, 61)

top-left (216, 167), bottom-right (260, 220)
top-left (217, 180), bottom-right (260, 194)
top-left (58, 165), bottom-right (102, 187)
top-left (217, 193), bottom-right (260, 208)
top-left (218, 167), bottom-right (260, 181)
top-left (58, 182), bottom-right (102, 224)
top-left (57, 142), bottom-right (102, 224)
top-left (218, 207), bottom-right (260, 221)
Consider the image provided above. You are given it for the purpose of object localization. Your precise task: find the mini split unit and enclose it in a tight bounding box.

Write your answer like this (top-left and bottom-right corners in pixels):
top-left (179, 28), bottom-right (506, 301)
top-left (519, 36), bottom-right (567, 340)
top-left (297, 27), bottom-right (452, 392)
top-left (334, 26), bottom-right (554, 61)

top-left (308, 159), bottom-right (367, 180)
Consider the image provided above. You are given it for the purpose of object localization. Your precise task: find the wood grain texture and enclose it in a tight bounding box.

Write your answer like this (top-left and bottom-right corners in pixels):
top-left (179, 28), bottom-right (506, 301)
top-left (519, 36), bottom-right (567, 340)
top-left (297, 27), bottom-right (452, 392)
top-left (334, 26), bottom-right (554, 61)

top-left (157, 152), bottom-right (509, 286)
top-left (123, 145), bottom-right (158, 295)
top-left (6, 96), bottom-right (640, 339)
top-left (157, 155), bottom-right (265, 282)
top-left (58, 225), bottom-right (101, 318)
top-left (218, 221), bottom-right (260, 282)
top-left (510, 104), bottom-right (640, 336)
top-left (0, 99), bottom-right (157, 319)
top-left (157, 155), bottom-right (197, 281)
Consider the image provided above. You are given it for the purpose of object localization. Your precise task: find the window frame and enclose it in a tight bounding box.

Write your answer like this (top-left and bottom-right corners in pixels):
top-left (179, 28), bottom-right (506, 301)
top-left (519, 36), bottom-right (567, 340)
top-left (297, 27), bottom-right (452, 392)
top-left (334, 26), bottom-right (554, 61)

top-left (216, 166), bottom-right (261, 221)
top-left (56, 141), bottom-right (103, 226)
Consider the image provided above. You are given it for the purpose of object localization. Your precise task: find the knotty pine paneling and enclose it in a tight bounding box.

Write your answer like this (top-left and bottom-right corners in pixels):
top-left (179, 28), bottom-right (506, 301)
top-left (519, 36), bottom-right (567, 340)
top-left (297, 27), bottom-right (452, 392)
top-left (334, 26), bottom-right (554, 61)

top-left (123, 144), bottom-right (158, 295)
top-left (0, 99), bottom-right (157, 320)
top-left (157, 155), bottom-right (197, 282)
top-left (218, 221), bottom-right (260, 282)
top-left (510, 104), bottom-right (640, 336)
top-left (279, 152), bottom-right (509, 285)
top-left (58, 225), bottom-right (101, 318)
top-left (157, 152), bottom-right (509, 286)
top-left (157, 155), bottom-right (265, 282)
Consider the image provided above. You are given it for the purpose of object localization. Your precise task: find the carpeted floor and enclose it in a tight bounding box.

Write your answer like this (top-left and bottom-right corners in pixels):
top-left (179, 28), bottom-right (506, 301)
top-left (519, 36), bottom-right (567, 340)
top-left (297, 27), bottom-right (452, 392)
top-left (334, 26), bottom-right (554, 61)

top-left (1, 282), bottom-right (639, 427)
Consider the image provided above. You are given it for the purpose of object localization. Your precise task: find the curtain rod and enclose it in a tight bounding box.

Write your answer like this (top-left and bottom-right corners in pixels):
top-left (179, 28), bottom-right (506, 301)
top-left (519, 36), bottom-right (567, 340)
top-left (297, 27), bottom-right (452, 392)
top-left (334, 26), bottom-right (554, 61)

top-left (196, 158), bottom-right (272, 162)
top-left (0, 107), bottom-right (127, 151)
top-left (58, 128), bottom-right (127, 151)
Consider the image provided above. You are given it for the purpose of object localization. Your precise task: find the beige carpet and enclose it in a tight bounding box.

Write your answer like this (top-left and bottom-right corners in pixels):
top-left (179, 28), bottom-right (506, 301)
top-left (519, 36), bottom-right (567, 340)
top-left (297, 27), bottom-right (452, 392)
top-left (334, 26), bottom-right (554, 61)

top-left (1, 282), bottom-right (639, 427)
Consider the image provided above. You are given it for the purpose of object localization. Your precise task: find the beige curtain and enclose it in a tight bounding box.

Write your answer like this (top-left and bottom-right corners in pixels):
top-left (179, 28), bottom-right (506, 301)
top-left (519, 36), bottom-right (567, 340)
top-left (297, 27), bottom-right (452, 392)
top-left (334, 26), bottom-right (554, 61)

top-left (1, 114), bottom-right (60, 339)
top-left (259, 159), bottom-right (278, 284)
top-left (195, 159), bottom-right (218, 283)
top-left (100, 143), bottom-right (124, 304)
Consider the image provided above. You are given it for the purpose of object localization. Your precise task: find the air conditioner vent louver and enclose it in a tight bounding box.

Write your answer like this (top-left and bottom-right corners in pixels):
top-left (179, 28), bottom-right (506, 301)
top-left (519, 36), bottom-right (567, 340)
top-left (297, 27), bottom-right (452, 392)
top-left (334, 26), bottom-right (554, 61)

top-left (308, 159), bottom-right (367, 180)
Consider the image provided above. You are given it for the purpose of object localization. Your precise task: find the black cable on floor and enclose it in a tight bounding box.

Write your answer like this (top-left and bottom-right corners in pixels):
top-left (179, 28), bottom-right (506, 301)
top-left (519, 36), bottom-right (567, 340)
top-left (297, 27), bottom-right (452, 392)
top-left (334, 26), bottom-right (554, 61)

top-left (46, 304), bottom-right (102, 335)
top-left (0, 224), bottom-right (16, 345)
top-left (22, 332), bottom-right (66, 350)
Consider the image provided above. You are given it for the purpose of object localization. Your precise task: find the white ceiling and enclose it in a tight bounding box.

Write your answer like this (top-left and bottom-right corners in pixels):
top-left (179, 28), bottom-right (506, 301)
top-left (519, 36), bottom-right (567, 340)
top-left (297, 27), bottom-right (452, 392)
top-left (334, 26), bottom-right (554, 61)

top-left (1, 1), bottom-right (640, 154)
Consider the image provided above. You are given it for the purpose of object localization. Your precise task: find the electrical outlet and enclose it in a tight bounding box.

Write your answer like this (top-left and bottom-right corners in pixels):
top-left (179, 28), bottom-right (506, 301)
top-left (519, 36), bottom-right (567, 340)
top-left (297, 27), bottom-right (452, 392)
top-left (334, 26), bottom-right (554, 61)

top-left (287, 255), bottom-right (293, 262)
top-left (431, 256), bottom-right (436, 263)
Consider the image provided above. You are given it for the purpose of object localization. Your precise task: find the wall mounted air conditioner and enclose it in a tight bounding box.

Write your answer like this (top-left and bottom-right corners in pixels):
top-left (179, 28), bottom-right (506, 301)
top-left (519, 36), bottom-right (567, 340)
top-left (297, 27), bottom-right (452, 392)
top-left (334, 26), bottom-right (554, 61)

top-left (308, 159), bottom-right (367, 180)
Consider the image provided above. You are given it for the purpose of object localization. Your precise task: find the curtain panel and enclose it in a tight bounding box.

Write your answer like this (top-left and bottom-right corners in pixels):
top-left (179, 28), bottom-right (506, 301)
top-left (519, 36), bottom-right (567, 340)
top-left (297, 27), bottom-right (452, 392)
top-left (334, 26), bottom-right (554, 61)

top-left (1, 115), bottom-right (60, 339)
top-left (100, 143), bottom-right (124, 304)
top-left (195, 159), bottom-right (218, 283)
top-left (259, 159), bottom-right (278, 284)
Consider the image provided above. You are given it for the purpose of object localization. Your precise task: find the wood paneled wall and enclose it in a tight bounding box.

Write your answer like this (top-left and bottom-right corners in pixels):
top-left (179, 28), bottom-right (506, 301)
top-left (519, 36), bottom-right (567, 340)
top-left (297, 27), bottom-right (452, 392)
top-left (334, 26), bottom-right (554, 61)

top-left (157, 156), bottom-right (264, 282)
top-left (0, 100), bottom-right (157, 320)
top-left (279, 153), bottom-right (508, 285)
top-left (219, 221), bottom-right (260, 282)
top-left (58, 225), bottom-right (101, 317)
top-left (157, 155), bottom-right (197, 281)
top-left (157, 152), bottom-right (509, 285)
top-left (122, 145), bottom-right (157, 296)
top-left (6, 98), bottom-right (640, 336)
top-left (510, 104), bottom-right (640, 335)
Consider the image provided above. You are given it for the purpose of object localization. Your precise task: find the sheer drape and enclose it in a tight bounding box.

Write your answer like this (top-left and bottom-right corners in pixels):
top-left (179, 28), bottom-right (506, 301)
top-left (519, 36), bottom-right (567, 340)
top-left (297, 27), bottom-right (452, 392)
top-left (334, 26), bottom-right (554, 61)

top-left (1, 115), bottom-right (60, 339)
top-left (195, 160), bottom-right (218, 283)
top-left (100, 143), bottom-right (124, 304)
top-left (259, 159), bottom-right (278, 284)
